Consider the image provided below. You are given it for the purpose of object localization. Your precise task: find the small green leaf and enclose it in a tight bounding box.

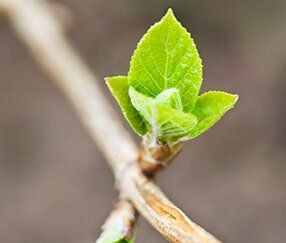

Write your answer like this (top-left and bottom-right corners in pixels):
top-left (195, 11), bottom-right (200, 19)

top-left (128, 9), bottom-right (202, 112)
top-left (129, 87), bottom-right (197, 141)
top-left (189, 91), bottom-right (238, 138)
top-left (155, 88), bottom-right (183, 110)
top-left (106, 76), bottom-right (147, 135)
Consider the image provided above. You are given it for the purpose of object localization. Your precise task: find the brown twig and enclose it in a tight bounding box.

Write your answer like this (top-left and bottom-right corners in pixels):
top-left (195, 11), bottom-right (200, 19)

top-left (0, 0), bottom-right (221, 242)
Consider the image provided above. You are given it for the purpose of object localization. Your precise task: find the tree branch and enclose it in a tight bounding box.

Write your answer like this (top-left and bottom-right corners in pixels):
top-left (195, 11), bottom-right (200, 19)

top-left (0, 0), bottom-right (220, 242)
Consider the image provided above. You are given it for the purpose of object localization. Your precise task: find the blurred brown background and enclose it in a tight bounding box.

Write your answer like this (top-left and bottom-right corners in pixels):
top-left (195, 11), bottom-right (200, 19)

top-left (0, 0), bottom-right (285, 242)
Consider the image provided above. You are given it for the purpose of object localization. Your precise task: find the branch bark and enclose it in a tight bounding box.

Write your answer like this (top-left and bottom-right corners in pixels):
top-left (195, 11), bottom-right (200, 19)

top-left (0, 0), bottom-right (221, 242)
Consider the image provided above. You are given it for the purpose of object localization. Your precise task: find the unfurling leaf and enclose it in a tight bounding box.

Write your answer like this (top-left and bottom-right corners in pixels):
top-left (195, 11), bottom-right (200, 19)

top-left (129, 87), bottom-right (197, 141)
top-left (155, 88), bottom-right (183, 111)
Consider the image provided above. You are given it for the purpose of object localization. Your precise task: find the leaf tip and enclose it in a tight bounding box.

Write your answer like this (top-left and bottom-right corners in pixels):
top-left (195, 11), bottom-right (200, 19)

top-left (105, 76), bottom-right (116, 86)
top-left (233, 94), bottom-right (239, 103)
top-left (104, 76), bottom-right (111, 84)
top-left (164, 8), bottom-right (176, 20)
top-left (166, 8), bottom-right (174, 15)
top-left (228, 93), bottom-right (239, 107)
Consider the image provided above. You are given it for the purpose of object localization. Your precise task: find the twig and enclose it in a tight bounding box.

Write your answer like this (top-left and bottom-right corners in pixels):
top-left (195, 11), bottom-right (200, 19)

top-left (97, 199), bottom-right (137, 243)
top-left (0, 0), bottom-right (221, 242)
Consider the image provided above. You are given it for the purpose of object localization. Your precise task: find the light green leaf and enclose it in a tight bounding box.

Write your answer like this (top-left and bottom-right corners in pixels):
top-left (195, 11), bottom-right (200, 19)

top-left (106, 76), bottom-right (147, 135)
top-left (129, 87), bottom-right (197, 141)
top-left (189, 91), bottom-right (238, 138)
top-left (128, 9), bottom-right (202, 112)
top-left (155, 88), bottom-right (183, 110)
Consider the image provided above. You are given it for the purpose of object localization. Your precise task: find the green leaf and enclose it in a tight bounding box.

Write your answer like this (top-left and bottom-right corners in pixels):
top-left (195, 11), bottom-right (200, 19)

top-left (155, 88), bottom-right (183, 110)
top-left (128, 9), bottom-right (202, 112)
top-left (129, 87), bottom-right (197, 141)
top-left (106, 76), bottom-right (147, 135)
top-left (189, 91), bottom-right (238, 138)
